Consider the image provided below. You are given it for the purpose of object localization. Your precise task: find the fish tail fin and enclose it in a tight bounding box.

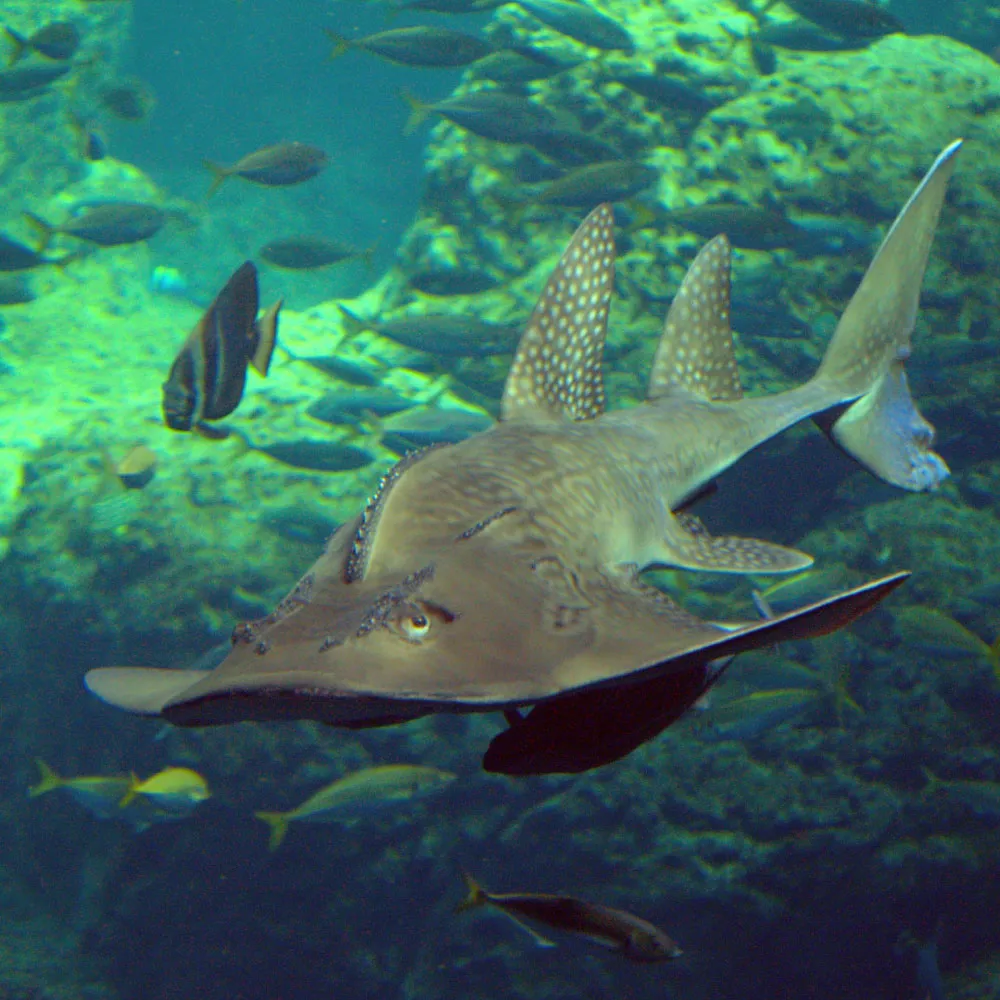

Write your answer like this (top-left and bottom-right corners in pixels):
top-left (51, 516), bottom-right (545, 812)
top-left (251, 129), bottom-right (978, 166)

top-left (830, 662), bottom-right (863, 724)
top-left (118, 772), bottom-right (141, 808)
top-left (920, 766), bottom-right (941, 793)
top-left (337, 303), bottom-right (371, 341)
top-left (22, 212), bottom-right (53, 253)
top-left (400, 89), bottom-right (430, 136)
top-left (203, 161), bottom-right (229, 198)
top-left (323, 28), bottom-right (351, 60)
top-left (28, 758), bottom-right (62, 797)
top-left (4, 28), bottom-right (27, 66)
top-left (808, 141), bottom-right (961, 492)
top-left (989, 635), bottom-right (1000, 679)
top-left (254, 811), bottom-right (290, 851)
top-left (455, 871), bottom-right (488, 913)
top-left (250, 298), bottom-right (282, 377)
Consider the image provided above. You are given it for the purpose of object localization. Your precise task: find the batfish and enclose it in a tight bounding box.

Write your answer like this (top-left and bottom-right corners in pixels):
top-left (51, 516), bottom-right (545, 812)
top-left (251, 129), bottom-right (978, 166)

top-left (86, 142), bottom-right (962, 776)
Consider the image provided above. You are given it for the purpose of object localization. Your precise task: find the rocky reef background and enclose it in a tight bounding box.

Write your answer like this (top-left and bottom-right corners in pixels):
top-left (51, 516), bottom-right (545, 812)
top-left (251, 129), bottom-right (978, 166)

top-left (0, 0), bottom-right (999, 997)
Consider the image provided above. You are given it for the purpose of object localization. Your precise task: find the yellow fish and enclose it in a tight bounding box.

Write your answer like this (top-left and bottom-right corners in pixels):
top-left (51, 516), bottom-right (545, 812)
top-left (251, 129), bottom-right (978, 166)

top-left (29, 758), bottom-right (131, 820)
top-left (119, 766), bottom-right (210, 822)
top-left (894, 607), bottom-right (1000, 679)
top-left (255, 764), bottom-right (455, 850)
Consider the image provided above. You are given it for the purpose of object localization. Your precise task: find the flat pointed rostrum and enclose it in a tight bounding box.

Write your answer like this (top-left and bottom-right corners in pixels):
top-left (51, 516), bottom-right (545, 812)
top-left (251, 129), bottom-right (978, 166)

top-left (87, 143), bottom-right (962, 775)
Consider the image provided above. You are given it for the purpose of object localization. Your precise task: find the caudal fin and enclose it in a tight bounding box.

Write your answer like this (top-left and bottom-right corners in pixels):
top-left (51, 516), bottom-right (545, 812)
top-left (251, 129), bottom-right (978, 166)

top-left (400, 90), bottom-right (431, 136)
top-left (23, 212), bottom-right (54, 254)
top-left (203, 161), bottom-right (229, 198)
top-left (810, 141), bottom-right (961, 492)
top-left (28, 758), bottom-right (62, 798)
top-left (323, 28), bottom-right (352, 60)
top-left (455, 871), bottom-right (488, 913)
top-left (5, 28), bottom-right (27, 65)
top-left (254, 811), bottom-right (290, 851)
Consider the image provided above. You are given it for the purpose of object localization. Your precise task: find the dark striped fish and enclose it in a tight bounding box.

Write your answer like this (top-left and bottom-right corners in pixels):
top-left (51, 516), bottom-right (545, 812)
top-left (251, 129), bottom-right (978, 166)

top-left (162, 262), bottom-right (281, 433)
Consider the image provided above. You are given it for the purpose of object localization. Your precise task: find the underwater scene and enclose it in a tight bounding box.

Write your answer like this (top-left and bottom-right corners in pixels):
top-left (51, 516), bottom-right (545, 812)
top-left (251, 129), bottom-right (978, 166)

top-left (1, 0), bottom-right (999, 996)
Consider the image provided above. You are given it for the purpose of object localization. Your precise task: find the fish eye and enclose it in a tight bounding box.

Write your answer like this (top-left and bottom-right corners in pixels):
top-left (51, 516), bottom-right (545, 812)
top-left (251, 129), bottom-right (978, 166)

top-left (402, 613), bottom-right (430, 639)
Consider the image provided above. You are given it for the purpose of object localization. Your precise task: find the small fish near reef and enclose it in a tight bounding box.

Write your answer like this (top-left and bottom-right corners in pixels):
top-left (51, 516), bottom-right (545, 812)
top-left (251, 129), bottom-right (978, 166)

top-left (99, 79), bottom-right (155, 121)
top-left (457, 873), bottom-right (682, 961)
top-left (338, 304), bottom-right (521, 357)
top-left (408, 265), bottom-right (501, 296)
top-left (245, 436), bottom-right (376, 473)
top-left (259, 237), bottom-right (373, 271)
top-left (402, 89), bottom-right (557, 143)
top-left (204, 142), bottom-right (328, 196)
top-left (119, 766), bottom-right (211, 822)
top-left (162, 261), bottom-right (282, 434)
top-left (29, 758), bottom-right (131, 820)
top-left (0, 234), bottom-right (65, 271)
top-left (783, 0), bottom-right (904, 38)
top-left (5, 22), bottom-right (81, 64)
top-left (515, 0), bottom-right (634, 51)
top-left (114, 444), bottom-right (157, 489)
top-left (325, 26), bottom-right (494, 68)
top-left (528, 160), bottom-right (659, 208)
top-left (25, 202), bottom-right (165, 250)
top-left (0, 274), bottom-right (34, 305)
top-left (0, 62), bottom-right (71, 102)
top-left (254, 764), bottom-right (456, 850)
top-left (88, 142), bottom-right (960, 778)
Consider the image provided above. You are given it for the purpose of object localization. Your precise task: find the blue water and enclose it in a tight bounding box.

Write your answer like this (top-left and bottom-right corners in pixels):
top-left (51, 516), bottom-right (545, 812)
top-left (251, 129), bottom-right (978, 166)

top-left (1, 0), bottom-right (999, 997)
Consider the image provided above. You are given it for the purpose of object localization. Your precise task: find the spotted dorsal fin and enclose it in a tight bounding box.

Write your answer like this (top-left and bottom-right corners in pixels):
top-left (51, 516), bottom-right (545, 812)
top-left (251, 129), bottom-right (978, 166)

top-left (502, 203), bottom-right (615, 423)
top-left (648, 235), bottom-right (742, 402)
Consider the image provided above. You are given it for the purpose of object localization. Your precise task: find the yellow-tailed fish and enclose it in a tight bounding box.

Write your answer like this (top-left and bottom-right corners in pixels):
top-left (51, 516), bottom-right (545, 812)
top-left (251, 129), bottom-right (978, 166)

top-left (457, 873), bottom-right (682, 962)
top-left (893, 607), bottom-right (1000, 678)
top-left (697, 688), bottom-right (824, 742)
top-left (921, 768), bottom-right (1000, 819)
top-left (29, 758), bottom-right (131, 820)
top-left (255, 764), bottom-right (455, 850)
top-left (119, 766), bottom-right (210, 821)
top-left (756, 566), bottom-right (849, 612)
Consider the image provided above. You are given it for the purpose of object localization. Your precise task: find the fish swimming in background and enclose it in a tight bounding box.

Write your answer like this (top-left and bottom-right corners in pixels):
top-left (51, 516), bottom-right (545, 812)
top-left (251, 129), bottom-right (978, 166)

top-left (0, 274), bottom-right (34, 304)
top-left (782, 0), bottom-right (904, 38)
top-left (457, 873), bottom-right (682, 961)
top-left (338, 305), bottom-right (521, 357)
top-left (204, 142), bottom-right (328, 196)
top-left (407, 265), bottom-right (502, 297)
top-left (259, 237), bottom-right (372, 271)
top-left (119, 767), bottom-right (211, 821)
top-left (381, 404), bottom-right (494, 451)
top-left (515, 0), bottom-right (634, 51)
top-left (254, 764), bottom-right (456, 850)
top-left (161, 261), bottom-right (281, 433)
top-left (401, 89), bottom-right (557, 143)
top-left (87, 142), bottom-right (959, 777)
top-left (113, 444), bottom-right (157, 490)
top-left (99, 79), bottom-right (155, 121)
top-left (892, 606), bottom-right (1000, 679)
top-left (28, 758), bottom-right (131, 820)
top-left (921, 768), bottom-right (1000, 819)
top-left (325, 26), bottom-right (494, 68)
top-left (0, 233), bottom-right (67, 271)
top-left (525, 160), bottom-right (659, 208)
top-left (0, 62), bottom-right (71, 101)
top-left (471, 45), bottom-right (576, 84)
top-left (69, 112), bottom-right (107, 161)
top-left (5, 22), bottom-right (80, 64)
top-left (25, 202), bottom-right (165, 250)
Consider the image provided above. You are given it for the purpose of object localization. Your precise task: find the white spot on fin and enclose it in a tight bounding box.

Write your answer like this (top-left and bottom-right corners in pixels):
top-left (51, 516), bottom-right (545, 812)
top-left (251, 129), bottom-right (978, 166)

top-left (502, 203), bottom-right (615, 423)
top-left (648, 235), bottom-right (742, 402)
